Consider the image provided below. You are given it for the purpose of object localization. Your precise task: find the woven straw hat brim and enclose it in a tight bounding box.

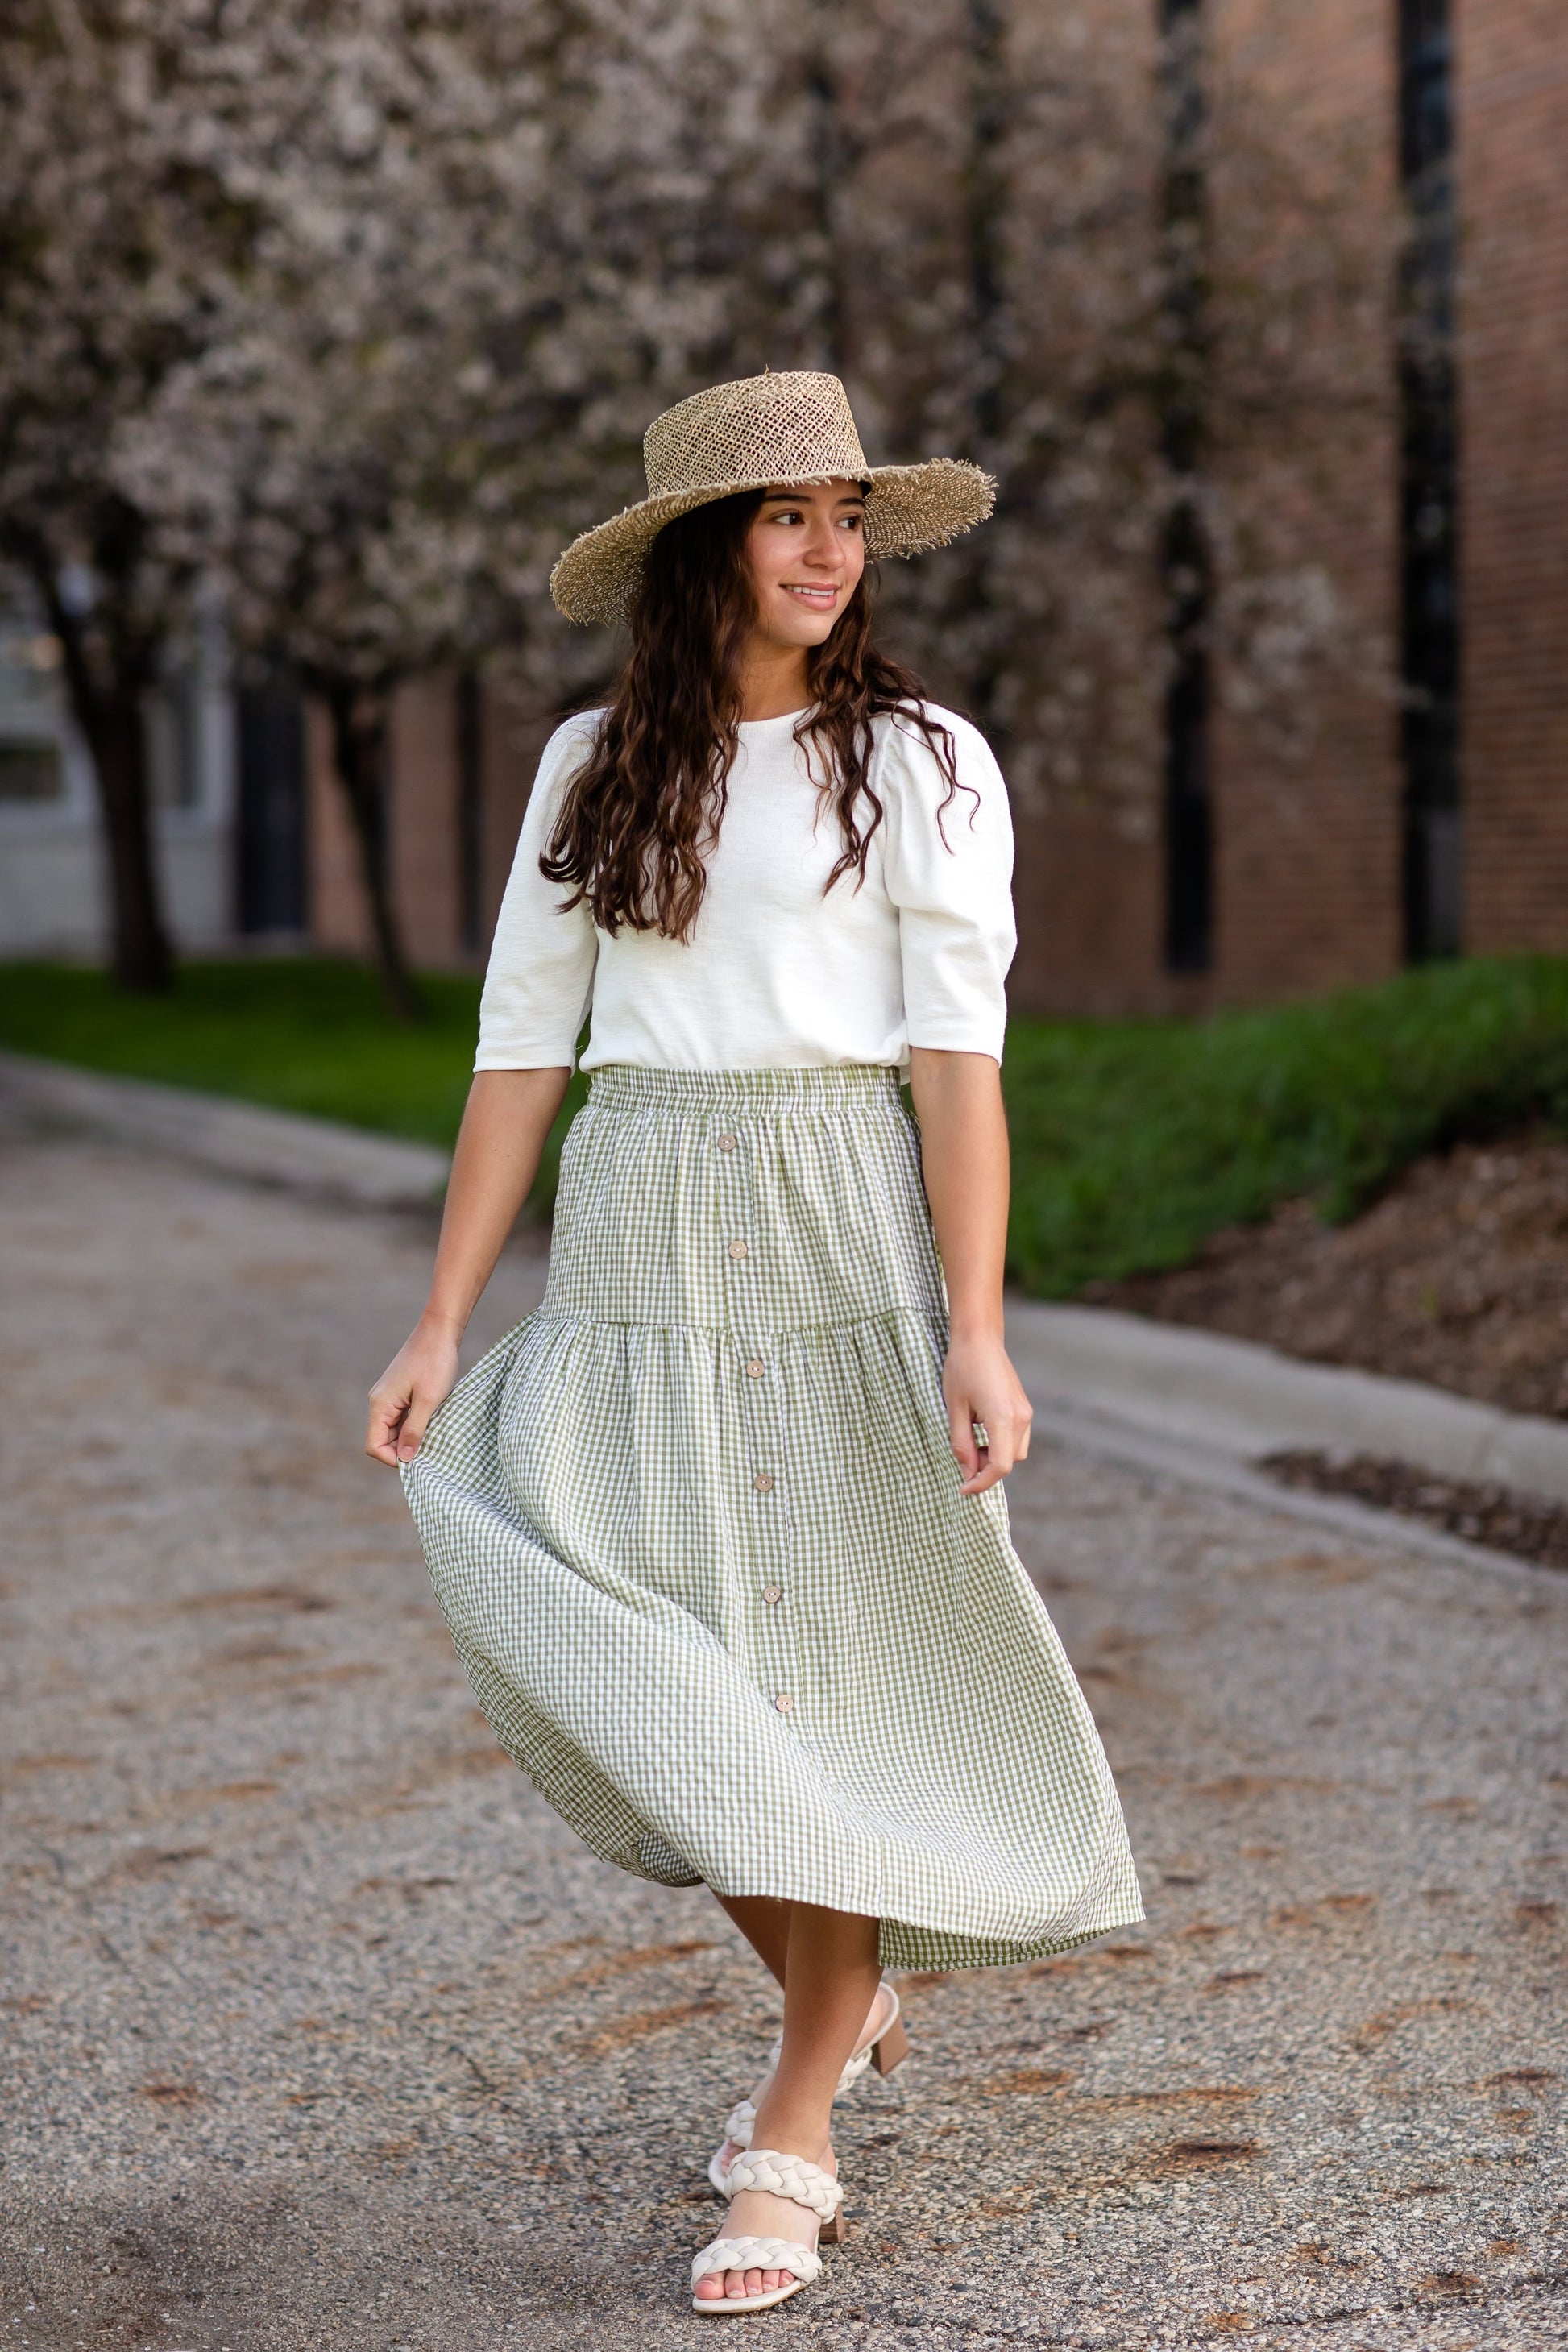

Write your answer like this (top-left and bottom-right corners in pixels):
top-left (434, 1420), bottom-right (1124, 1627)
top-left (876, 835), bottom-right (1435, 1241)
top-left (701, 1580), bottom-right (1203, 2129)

top-left (549, 456), bottom-right (995, 626)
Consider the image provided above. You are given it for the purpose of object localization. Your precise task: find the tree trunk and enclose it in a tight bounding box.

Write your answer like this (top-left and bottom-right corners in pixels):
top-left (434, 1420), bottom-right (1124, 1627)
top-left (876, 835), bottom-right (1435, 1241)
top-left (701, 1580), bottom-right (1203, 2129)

top-left (89, 690), bottom-right (174, 992)
top-left (319, 675), bottom-right (425, 1023)
top-left (40, 578), bottom-right (173, 993)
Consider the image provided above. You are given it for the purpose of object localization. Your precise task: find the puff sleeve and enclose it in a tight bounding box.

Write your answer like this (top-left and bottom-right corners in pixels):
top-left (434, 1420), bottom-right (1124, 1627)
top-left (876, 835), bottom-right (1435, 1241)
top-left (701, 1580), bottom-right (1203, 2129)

top-left (879, 709), bottom-right (1017, 1064)
top-left (474, 716), bottom-right (601, 1072)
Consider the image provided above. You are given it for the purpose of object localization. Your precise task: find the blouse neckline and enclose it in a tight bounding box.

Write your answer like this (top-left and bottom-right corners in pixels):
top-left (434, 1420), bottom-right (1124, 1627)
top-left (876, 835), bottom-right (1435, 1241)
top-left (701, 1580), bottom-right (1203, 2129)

top-left (737, 706), bottom-right (811, 731)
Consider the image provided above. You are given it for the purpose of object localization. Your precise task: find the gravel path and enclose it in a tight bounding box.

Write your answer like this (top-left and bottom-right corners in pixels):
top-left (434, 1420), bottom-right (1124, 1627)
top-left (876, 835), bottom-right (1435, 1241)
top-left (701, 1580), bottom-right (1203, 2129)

top-left (2, 1131), bottom-right (1564, 2351)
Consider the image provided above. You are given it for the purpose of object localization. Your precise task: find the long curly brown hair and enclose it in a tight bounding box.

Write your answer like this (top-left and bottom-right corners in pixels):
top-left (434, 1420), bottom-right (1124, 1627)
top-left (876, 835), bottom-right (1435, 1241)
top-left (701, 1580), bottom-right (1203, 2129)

top-left (539, 488), bottom-right (973, 940)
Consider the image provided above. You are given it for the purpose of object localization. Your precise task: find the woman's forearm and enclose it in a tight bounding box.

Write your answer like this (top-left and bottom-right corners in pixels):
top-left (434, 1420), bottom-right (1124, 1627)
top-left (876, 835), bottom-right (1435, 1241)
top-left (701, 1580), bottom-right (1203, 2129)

top-left (367, 1066), bottom-right (572, 1466)
top-left (422, 1066), bottom-right (573, 1335)
top-left (906, 1047), bottom-right (1010, 1338)
top-left (906, 1047), bottom-right (1029, 1495)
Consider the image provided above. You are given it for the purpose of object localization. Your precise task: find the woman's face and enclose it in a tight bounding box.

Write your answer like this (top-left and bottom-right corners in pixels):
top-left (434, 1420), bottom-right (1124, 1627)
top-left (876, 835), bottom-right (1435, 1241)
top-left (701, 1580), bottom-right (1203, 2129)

top-left (744, 478), bottom-right (867, 651)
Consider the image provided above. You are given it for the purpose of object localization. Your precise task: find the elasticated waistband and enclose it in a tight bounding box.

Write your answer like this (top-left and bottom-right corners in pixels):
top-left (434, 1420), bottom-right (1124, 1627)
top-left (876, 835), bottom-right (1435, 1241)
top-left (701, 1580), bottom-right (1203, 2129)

top-left (583, 1061), bottom-right (903, 1114)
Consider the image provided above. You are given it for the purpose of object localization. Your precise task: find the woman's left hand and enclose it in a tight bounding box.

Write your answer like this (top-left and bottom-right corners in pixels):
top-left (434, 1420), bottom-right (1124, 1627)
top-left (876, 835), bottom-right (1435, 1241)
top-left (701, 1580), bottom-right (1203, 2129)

top-left (942, 1331), bottom-right (1033, 1495)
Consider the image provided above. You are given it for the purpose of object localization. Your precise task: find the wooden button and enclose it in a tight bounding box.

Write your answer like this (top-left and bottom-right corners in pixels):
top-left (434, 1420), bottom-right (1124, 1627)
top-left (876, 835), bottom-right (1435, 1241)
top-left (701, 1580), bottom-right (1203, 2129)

top-left (717, 1133), bottom-right (738, 1151)
top-left (763, 1586), bottom-right (782, 1605)
top-left (774, 1693), bottom-right (794, 1714)
top-left (745, 1359), bottom-right (765, 1377)
top-left (728, 1238), bottom-right (749, 1259)
top-left (753, 1472), bottom-right (774, 1492)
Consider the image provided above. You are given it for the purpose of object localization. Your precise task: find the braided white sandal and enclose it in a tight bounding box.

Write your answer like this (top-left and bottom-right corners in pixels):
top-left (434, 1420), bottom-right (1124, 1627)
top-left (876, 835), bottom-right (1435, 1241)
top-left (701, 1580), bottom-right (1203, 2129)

top-left (707, 1981), bottom-right (907, 2194)
top-left (691, 2147), bottom-right (845, 2315)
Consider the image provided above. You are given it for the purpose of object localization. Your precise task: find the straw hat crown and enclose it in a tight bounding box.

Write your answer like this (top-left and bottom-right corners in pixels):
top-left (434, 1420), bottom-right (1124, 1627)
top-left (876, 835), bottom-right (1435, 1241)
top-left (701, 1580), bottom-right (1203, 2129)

top-left (549, 369), bottom-right (994, 625)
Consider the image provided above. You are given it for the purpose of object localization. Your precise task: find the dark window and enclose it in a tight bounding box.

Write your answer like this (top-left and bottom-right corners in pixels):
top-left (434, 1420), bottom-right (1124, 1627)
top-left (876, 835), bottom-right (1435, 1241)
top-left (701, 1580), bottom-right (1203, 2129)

top-left (236, 671), bottom-right (307, 935)
top-left (1163, 576), bottom-right (1213, 975)
top-left (1159, 0), bottom-right (1214, 975)
top-left (1399, 0), bottom-right (1462, 960)
top-left (0, 740), bottom-right (64, 802)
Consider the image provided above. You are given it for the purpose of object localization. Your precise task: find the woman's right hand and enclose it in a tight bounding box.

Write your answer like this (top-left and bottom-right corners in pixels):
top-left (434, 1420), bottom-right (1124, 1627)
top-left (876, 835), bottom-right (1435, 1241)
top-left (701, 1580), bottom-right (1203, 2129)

top-left (363, 1066), bottom-right (570, 1472)
top-left (366, 1313), bottom-right (463, 1467)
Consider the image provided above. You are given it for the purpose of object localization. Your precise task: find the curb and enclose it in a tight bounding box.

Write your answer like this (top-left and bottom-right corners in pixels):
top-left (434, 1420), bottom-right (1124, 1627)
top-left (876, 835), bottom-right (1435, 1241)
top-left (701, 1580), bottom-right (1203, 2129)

top-left (1003, 1298), bottom-right (1568, 1508)
top-left (0, 1050), bottom-right (450, 1213)
top-left (1022, 1392), bottom-right (1550, 1586)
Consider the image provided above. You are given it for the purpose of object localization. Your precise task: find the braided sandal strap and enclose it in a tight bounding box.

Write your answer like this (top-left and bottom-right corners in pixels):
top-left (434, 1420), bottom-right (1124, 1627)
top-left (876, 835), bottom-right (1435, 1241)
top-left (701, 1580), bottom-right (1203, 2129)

top-left (720, 2094), bottom-right (757, 2149)
top-left (723, 2147), bottom-right (844, 2219)
top-left (835, 2041), bottom-right (875, 2095)
top-left (691, 2235), bottom-right (822, 2288)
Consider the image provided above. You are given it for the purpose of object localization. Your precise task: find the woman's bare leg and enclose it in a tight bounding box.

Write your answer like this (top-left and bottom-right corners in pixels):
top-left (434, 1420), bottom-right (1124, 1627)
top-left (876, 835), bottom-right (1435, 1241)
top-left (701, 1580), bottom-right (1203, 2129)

top-left (695, 1902), bottom-right (881, 2304)
top-left (711, 1889), bottom-right (792, 1985)
top-left (707, 1889), bottom-right (895, 2166)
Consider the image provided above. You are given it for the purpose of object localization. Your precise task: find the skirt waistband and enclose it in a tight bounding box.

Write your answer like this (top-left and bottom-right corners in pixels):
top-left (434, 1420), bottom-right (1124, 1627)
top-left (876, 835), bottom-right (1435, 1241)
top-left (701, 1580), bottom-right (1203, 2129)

top-left (583, 1061), bottom-right (903, 1114)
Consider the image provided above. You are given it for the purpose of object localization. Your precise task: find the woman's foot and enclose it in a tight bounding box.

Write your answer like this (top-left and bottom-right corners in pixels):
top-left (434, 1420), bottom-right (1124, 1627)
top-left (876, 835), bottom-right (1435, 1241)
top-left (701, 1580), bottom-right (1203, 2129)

top-left (692, 2140), bottom-right (837, 2304)
top-left (709, 1979), bottom-right (898, 2185)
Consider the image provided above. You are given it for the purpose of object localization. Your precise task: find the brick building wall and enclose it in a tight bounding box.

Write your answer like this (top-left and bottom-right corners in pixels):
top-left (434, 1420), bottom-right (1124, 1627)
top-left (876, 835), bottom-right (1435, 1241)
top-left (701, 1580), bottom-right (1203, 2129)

top-left (1205, 0), bottom-right (1405, 1003)
top-left (304, 700), bottom-right (363, 958)
top-left (1013, 0), bottom-right (1567, 1010)
top-left (1012, 0), bottom-right (1408, 1016)
top-left (1458, 0), bottom-right (1568, 953)
top-left (1009, 802), bottom-right (1169, 1018)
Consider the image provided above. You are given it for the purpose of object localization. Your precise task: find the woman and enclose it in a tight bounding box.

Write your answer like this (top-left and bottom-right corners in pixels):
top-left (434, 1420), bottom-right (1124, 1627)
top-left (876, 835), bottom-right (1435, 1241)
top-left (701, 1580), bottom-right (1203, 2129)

top-left (367, 370), bottom-right (1143, 2314)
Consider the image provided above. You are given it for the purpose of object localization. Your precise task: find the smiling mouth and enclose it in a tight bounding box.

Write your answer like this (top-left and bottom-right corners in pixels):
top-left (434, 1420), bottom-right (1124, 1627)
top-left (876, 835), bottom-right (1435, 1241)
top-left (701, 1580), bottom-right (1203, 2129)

top-left (782, 583), bottom-right (840, 606)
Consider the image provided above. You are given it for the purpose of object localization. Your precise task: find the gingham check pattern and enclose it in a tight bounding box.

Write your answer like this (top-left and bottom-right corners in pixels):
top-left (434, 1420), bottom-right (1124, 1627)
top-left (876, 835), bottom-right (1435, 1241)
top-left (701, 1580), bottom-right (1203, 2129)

top-left (402, 1063), bottom-right (1143, 1969)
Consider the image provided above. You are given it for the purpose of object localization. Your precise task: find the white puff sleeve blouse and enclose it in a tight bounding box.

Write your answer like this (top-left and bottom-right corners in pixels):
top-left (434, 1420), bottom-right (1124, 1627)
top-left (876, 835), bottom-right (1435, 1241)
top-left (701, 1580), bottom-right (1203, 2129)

top-left (475, 700), bottom-right (1017, 1075)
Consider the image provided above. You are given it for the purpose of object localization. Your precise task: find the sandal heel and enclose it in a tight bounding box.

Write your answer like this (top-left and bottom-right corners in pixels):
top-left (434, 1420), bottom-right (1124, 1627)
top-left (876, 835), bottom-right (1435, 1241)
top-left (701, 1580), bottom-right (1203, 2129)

top-left (819, 2207), bottom-right (848, 2246)
top-left (871, 2016), bottom-right (910, 2076)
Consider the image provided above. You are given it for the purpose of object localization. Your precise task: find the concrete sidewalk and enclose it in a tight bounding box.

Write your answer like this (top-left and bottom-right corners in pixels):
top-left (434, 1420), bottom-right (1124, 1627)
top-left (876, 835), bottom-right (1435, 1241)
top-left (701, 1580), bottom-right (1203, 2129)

top-left (1005, 1300), bottom-right (1568, 1507)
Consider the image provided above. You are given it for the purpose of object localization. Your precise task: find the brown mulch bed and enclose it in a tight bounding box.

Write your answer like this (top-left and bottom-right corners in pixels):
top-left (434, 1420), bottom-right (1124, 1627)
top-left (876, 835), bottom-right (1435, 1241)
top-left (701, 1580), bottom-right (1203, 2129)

top-left (1087, 1134), bottom-right (1568, 1423)
top-left (1261, 1450), bottom-right (1568, 1570)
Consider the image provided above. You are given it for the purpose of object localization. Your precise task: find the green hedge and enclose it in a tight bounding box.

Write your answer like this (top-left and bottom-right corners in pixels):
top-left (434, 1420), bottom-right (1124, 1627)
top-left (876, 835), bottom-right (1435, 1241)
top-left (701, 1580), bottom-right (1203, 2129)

top-left (3, 954), bottom-right (1567, 1286)
top-left (1002, 955), bottom-right (1568, 1295)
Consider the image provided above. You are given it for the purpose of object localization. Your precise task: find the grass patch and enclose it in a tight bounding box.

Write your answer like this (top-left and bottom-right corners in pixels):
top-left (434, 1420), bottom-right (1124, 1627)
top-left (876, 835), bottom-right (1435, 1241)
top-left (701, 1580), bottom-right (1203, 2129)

top-left (1002, 955), bottom-right (1568, 1295)
top-left (4, 953), bottom-right (1568, 1287)
top-left (0, 957), bottom-right (586, 1215)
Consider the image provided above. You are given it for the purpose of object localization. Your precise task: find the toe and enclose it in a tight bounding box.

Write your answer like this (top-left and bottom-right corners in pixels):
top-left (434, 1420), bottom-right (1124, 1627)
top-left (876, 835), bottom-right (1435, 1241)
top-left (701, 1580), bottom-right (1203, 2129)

top-left (741, 2268), bottom-right (764, 2297)
top-left (694, 2276), bottom-right (722, 2302)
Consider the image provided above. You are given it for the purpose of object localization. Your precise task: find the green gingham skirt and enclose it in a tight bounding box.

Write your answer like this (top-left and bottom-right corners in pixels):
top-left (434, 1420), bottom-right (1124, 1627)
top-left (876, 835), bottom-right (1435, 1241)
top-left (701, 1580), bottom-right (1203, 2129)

top-left (401, 1062), bottom-right (1143, 1970)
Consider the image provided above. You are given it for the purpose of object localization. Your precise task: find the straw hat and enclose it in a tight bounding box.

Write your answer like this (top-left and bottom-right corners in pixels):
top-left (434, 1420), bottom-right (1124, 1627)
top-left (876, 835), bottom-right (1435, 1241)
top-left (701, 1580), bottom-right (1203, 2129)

top-left (548, 369), bottom-right (995, 624)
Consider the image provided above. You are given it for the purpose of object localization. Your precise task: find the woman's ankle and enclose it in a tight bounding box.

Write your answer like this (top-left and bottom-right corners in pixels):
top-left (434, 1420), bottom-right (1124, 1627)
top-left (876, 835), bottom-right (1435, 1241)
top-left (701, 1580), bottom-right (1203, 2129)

top-left (747, 2103), bottom-right (834, 2163)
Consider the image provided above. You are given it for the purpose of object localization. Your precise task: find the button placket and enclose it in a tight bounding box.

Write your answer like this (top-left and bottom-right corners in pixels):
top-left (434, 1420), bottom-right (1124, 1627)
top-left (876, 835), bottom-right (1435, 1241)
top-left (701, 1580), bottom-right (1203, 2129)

top-left (715, 1112), bottom-right (796, 1709)
top-left (747, 1359), bottom-right (794, 1720)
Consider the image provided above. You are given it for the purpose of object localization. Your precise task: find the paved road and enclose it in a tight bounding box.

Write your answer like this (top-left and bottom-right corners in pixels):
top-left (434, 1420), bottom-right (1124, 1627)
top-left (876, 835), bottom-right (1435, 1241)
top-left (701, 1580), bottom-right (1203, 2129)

top-left (2, 1128), bottom-right (1564, 2351)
